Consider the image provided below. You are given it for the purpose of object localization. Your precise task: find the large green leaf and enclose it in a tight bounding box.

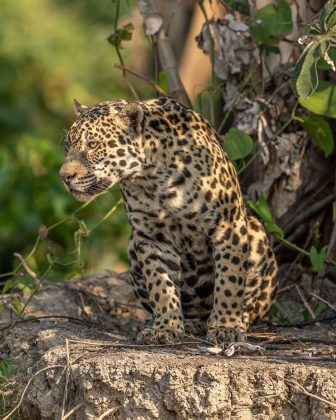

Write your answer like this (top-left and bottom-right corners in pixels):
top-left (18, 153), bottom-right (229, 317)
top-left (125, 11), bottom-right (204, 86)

top-left (302, 114), bottom-right (334, 156)
top-left (250, 0), bottom-right (293, 47)
top-left (299, 80), bottom-right (336, 118)
top-left (223, 128), bottom-right (253, 161)
top-left (319, 0), bottom-right (336, 31)
top-left (291, 40), bottom-right (323, 98)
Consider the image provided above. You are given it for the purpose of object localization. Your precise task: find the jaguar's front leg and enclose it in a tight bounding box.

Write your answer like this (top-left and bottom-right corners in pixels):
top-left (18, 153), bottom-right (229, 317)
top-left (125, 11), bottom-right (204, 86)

top-left (207, 214), bottom-right (249, 344)
top-left (133, 234), bottom-right (184, 344)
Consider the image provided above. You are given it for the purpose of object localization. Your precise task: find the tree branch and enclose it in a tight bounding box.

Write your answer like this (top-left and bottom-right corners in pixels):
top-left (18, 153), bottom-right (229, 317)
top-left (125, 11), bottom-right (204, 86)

top-left (138, 0), bottom-right (191, 107)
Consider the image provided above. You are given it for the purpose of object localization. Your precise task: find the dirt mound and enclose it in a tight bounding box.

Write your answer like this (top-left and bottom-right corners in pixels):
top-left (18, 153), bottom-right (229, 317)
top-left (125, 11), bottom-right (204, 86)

top-left (1, 272), bottom-right (336, 419)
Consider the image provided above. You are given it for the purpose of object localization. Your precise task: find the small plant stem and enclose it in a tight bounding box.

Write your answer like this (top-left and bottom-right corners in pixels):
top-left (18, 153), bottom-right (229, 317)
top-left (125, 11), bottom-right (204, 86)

top-left (275, 236), bottom-right (310, 257)
top-left (48, 200), bottom-right (93, 231)
top-left (113, 0), bottom-right (123, 72)
top-left (0, 200), bottom-right (94, 282)
top-left (88, 198), bottom-right (122, 233)
top-left (112, 0), bottom-right (138, 99)
top-left (275, 235), bottom-right (336, 267)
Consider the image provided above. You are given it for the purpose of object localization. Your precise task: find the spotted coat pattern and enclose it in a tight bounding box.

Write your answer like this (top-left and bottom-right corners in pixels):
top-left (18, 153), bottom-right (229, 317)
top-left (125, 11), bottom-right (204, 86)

top-left (60, 97), bottom-right (278, 344)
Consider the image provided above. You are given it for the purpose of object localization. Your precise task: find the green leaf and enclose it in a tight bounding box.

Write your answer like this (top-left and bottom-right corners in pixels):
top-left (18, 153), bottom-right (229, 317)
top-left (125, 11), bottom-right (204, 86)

top-left (12, 296), bottom-right (22, 314)
top-left (247, 194), bottom-right (284, 237)
top-left (251, 0), bottom-right (293, 47)
top-left (0, 303), bottom-right (3, 318)
top-left (107, 22), bottom-right (134, 48)
top-left (0, 357), bottom-right (19, 383)
top-left (223, 128), bottom-right (253, 161)
top-left (220, 0), bottom-right (250, 15)
top-left (318, 0), bottom-right (336, 31)
top-left (302, 114), bottom-right (334, 156)
top-left (299, 80), bottom-right (336, 118)
top-left (291, 40), bottom-right (322, 98)
top-left (317, 47), bottom-right (336, 70)
top-left (119, 22), bottom-right (134, 41)
top-left (309, 245), bottom-right (327, 274)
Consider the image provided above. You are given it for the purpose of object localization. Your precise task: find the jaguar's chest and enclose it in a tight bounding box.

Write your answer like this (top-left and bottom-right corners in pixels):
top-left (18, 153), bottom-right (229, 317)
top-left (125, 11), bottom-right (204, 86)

top-left (121, 177), bottom-right (219, 236)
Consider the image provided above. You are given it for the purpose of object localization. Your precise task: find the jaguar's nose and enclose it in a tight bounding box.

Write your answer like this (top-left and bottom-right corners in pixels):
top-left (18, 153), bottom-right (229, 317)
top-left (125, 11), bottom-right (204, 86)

top-left (59, 166), bottom-right (77, 184)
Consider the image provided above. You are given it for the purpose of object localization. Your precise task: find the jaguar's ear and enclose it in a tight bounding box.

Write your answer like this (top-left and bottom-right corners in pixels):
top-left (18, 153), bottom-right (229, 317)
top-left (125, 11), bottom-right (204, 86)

top-left (121, 103), bottom-right (144, 136)
top-left (73, 99), bottom-right (88, 117)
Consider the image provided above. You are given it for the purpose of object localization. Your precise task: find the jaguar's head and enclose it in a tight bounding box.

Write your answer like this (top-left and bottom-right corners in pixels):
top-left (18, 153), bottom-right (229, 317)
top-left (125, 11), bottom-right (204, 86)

top-left (59, 100), bottom-right (145, 201)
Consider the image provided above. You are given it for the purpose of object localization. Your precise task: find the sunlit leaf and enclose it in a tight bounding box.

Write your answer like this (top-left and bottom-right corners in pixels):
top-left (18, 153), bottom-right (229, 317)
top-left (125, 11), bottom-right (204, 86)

top-left (291, 40), bottom-right (323, 98)
top-left (299, 80), bottom-right (336, 117)
top-left (302, 114), bottom-right (334, 156)
top-left (223, 128), bottom-right (253, 161)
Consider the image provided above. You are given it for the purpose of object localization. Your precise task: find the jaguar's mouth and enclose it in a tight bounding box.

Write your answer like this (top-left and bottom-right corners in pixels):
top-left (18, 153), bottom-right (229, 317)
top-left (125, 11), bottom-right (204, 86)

top-left (69, 188), bottom-right (94, 202)
top-left (67, 178), bottom-right (113, 202)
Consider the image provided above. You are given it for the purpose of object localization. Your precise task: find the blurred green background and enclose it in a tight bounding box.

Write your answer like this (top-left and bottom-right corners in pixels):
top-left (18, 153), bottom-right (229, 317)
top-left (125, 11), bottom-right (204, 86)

top-left (0, 0), bottom-right (149, 282)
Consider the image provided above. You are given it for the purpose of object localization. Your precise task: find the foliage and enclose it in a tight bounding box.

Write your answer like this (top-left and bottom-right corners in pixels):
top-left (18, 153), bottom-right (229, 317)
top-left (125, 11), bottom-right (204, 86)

top-left (1, 0), bottom-right (335, 328)
top-left (291, 0), bottom-right (336, 98)
top-left (250, 0), bottom-right (293, 53)
top-left (289, 1), bottom-right (336, 172)
top-left (247, 194), bottom-right (284, 238)
top-left (223, 128), bottom-right (253, 161)
top-left (301, 114), bottom-right (334, 156)
top-left (309, 245), bottom-right (328, 275)
top-left (0, 0), bottom-right (141, 280)
top-left (299, 80), bottom-right (336, 118)
top-left (107, 23), bottom-right (135, 48)
top-left (0, 357), bottom-right (18, 383)
top-left (219, 0), bottom-right (250, 15)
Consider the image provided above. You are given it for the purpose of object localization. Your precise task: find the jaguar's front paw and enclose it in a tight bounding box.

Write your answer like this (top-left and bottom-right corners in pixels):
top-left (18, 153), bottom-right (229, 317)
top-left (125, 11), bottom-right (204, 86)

top-left (206, 326), bottom-right (246, 344)
top-left (137, 327), bottom-right (184, 344)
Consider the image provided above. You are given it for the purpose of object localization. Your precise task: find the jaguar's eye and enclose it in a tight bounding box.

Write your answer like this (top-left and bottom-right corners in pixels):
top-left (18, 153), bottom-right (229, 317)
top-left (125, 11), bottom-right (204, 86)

top-left (88, 141), bottom-right (98, 149)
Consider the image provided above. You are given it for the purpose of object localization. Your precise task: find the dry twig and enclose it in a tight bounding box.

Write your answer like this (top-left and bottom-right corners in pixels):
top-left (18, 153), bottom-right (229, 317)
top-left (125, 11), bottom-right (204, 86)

top-left (114, 63), bottom-right (166, 95)
top-left (62, 403), bottom-right (83, 420)
top-left (60, 339), bottom-right (71, 420)
top-left (294, 285), bottom-right (316, 319)
top-left (285, 379), bottom-right (336, 409)
top-left (309, 292), bottom-right (336, 312)
top-left (97, 408), bottom-right (117, 420)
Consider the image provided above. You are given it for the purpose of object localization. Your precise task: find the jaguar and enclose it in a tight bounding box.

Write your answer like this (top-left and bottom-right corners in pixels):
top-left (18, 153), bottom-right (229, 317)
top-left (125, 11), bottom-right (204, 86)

top-left (59, 97), bottom-right (278, 344)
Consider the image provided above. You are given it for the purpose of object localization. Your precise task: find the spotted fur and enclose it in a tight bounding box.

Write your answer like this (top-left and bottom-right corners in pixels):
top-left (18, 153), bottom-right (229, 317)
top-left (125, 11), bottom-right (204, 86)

top-left (60, 97), bottom-right (278, 344)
